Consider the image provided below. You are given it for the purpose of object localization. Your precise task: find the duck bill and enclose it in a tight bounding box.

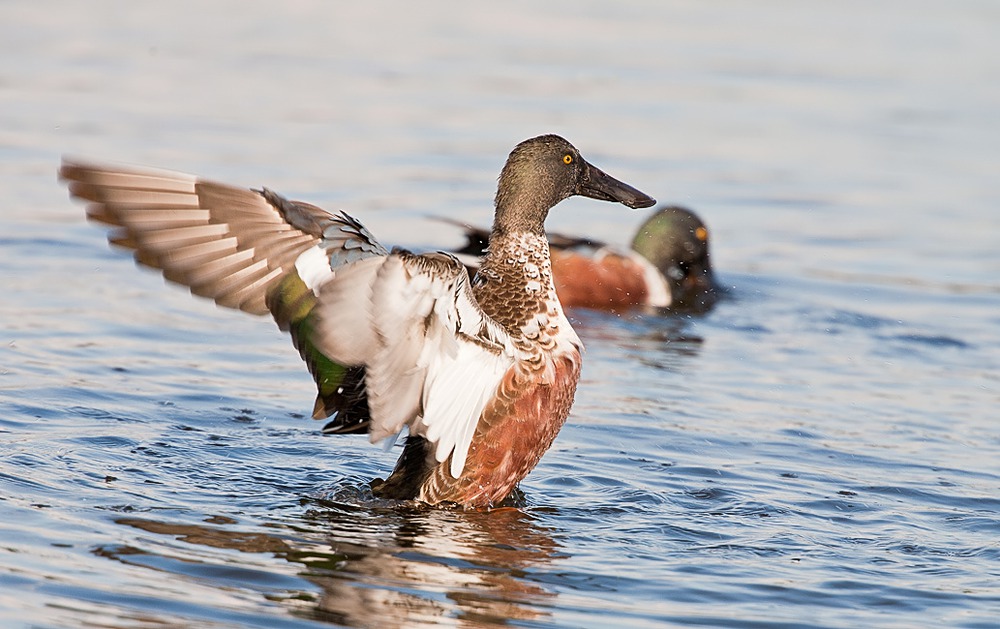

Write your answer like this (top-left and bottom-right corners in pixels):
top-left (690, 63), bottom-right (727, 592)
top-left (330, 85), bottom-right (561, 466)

top-left (683, 266), bottom-right (717, 294)
top-left (578, 161), bottom-right (656, 209)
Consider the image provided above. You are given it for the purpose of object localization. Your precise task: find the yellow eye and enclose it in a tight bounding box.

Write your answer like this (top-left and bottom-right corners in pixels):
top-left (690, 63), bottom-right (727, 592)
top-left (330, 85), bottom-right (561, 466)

top-left (563, 154), bottom-right (573, 164)
top-left (695, 227), bottom-right (708, 241)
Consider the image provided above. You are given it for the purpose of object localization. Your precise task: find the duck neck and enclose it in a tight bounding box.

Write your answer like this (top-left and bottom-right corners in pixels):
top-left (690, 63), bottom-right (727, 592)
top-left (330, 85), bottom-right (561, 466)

top-left (475, 227), bottom-right (557, 334)
top-left (491, 194), bottom-right (549, 237)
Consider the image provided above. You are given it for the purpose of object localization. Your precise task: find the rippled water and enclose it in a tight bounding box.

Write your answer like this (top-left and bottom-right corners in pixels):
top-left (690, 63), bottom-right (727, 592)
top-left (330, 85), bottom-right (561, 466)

top-left (3, 1), bottom-right (999, 627)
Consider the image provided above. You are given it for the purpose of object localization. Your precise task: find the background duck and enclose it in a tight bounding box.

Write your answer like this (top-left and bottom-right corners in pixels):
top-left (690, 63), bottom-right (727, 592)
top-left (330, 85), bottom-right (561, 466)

top-left (451, 205), bottom-right (718, 314)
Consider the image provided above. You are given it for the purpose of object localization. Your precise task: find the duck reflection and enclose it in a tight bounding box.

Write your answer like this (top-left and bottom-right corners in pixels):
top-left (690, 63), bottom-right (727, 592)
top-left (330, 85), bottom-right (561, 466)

top-left (108, 497), bottom-right (561, 627)
top-left (303, 501), bottom-right (559, 626)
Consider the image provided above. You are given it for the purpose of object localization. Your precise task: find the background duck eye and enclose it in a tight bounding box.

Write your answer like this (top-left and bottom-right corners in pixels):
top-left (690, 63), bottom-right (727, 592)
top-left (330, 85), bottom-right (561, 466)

top-left (563, 154), bottom-right (573, 164)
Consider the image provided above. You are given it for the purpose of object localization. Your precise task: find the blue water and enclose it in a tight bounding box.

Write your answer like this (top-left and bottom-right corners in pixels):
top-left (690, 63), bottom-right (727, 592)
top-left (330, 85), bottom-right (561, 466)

top-left (2, 1), bottom-right (999, 627)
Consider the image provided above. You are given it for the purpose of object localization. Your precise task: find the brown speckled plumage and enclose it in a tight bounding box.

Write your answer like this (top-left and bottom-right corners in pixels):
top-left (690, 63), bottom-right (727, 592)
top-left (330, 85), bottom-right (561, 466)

top-left (414, 232), bottom-right (581, 506)
top-left (474, 233), bottom-right (552, 330)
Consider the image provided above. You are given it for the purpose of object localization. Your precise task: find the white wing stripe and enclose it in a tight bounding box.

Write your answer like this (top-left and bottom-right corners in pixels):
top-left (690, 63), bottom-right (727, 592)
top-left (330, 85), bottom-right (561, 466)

top-left (421, 339), bottom-right (510, 477)
top-left (294, 245), bottom-right (335, 292)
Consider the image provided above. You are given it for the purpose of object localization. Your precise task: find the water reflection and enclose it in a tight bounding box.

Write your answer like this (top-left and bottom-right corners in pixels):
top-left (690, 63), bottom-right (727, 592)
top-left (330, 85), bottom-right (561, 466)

top-left (104, 499), bottom-right (562, 628)
top-left (568, 306), bottom-right (707, 374)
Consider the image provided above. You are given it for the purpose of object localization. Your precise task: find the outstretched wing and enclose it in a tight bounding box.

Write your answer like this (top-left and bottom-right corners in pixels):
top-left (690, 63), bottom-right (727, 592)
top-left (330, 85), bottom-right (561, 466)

top-left (59, 157), bottom-right (383, 423)
top-left (59, 160), bottom-right (348, 315)
top-left (59, 158), bottom-right (340, 315)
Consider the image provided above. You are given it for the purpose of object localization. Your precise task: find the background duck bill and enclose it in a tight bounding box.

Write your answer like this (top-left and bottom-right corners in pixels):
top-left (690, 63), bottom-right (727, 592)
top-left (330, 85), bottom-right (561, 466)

top-left (578, 162), bottom-right (656, 209)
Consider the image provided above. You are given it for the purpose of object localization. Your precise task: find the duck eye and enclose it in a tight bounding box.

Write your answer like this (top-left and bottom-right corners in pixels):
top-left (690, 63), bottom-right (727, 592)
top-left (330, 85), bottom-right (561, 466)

top-left (563, 154), bottom-right (573, 164)
top-left (695, 227), bottom-right (708, 242)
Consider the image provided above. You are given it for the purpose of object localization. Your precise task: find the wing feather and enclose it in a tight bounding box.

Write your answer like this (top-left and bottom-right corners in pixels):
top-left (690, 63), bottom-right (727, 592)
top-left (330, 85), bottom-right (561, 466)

top-left (60, 157), bottom-right (334, 316)
top-left (420, 338), bottom-right (512, 477)
top-left (311, 250), bottom-right (515, 477)
top-left (160, 239), bottom-right (240, 268)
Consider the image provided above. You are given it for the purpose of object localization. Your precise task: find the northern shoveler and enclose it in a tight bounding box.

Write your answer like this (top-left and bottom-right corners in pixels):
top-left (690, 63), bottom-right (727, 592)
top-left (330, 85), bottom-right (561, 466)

top-left (451, 205), bottom-right (717, 313)
top-left (60, 134), bottom-right (654, 509)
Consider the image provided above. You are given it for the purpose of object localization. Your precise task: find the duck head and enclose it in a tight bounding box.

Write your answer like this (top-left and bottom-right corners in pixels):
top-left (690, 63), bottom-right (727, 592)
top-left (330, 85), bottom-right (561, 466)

top-left (631, 205), bottom-right (717, 308)
top-left (493, 135), bottom-right (655, 235)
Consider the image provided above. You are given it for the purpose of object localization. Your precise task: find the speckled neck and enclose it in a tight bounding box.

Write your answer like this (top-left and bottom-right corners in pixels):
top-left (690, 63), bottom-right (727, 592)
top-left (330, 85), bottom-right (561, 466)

top-left (473, 231), bottom-right (557, 334)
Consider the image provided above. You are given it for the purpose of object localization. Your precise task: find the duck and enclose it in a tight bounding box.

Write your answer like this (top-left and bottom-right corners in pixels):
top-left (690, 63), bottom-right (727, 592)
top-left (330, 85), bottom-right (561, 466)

top-left (60, 134), bottom-right (655, 509)
top-left (450, 205), bottom-right (717, 313)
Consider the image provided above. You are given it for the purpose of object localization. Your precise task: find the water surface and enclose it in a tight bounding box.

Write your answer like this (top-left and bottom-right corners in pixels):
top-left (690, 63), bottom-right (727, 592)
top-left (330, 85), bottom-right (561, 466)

top-left (2, 1), bottom-right (999, 627)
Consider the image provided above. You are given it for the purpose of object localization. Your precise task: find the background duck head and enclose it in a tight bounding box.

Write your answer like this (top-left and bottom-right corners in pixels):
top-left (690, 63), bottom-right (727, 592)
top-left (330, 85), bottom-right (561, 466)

top-left (631, 205), bottom-right (718, 311)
